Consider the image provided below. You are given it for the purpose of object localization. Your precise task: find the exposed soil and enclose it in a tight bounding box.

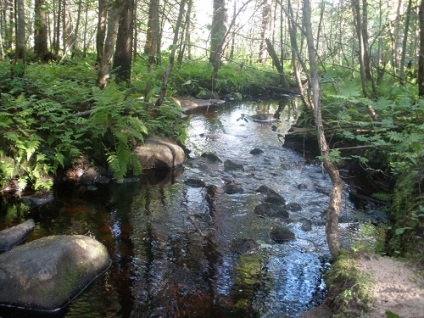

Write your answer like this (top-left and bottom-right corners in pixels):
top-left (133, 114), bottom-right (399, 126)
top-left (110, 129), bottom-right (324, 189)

top-left (300, 254), bottom-right (424, 318)
top-left (356, 254), bottom-right (424, 318)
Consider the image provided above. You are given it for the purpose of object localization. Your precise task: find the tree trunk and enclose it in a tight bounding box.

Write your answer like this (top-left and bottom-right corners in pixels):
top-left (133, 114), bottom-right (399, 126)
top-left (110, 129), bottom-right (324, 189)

top-left (156, 0), bottom-right (185, 106)
top-left (177, 0), bottom-right (193, 65)
top-left (113, 0), bottom-right (134, 84)
top-left (54, 0), bottom-right (61, 55)
top-left (71, 0), bottom-right (83, 58)
top-left (96, 0), bottom-right (108, 65)
top-left (258, 0), bottom-right (271, 63)
top-left (303, 0), bottom-right (344, 258)
top-left (265, 38), bottom-right (289, 89)
top-left (144, 0), bottom-right (159, 60)
top-left (352, 0), bottom-right (375, 97)
top-left (419, 0), bottom-right (424, 96)
top-left (399, 0), bottom-right (413, 84)
top-left (34, 0), bottom-right (49, 61)
top-left (96, 0), bottom-right (123, 89)
top-left (15, 0), bottom-right (25, 62)
top-left (210, 0), bottom-right (227, 81)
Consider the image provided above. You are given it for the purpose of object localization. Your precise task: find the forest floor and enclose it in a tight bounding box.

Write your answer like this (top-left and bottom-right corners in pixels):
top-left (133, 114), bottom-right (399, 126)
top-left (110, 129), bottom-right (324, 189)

top-left (301, 254), bottom-right (424, 318)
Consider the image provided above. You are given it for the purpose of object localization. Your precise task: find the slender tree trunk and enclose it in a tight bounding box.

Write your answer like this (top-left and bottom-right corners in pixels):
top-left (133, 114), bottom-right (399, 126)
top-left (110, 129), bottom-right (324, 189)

top-left (303, 0), bottom-right (344, 258)
top-left (210, 0), bottom-right (227, 82)
top-left (177, 0), bottom-right (192, 65)
top-left (352, 0), bottom-right (376, 97)
top-left (399, 0), bottom-right (413, 84)
top-left (96, 0), bottom-right (108, 65)
top-left (265, 38), bottom-right (289, 88)
top-left (96, 0), bottom-right (123, 89)
top-left (258, 0), bottom-right (271, 63)
top-left (133, 0), bottom-right (138, 61)
top-left (156, 0), bottom-right (185, 106)
top-left (54, 0), bottom-right (61, 54)
top-left (71, 0), bottom-right (83, 58)
top-left (34, 0), bottom-right (49, 61)
top-left (418, 0), bottom-right (424, 96)
top-left (15, 0), bottom-right (25, 61)
top-left (82, 3), bottom-right (89, 57)
top-left (113, 0), bottom-right (134, 84)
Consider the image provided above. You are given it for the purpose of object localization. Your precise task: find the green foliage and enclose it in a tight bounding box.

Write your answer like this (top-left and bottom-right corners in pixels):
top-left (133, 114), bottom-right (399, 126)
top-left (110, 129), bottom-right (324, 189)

top-left (0, 57), bottom-right (187, 189)
top-left (319, 70), bottom-right (424, 257)
top-left (84, 83), bottom-right (148, 181)
top-left (170, 60), bottom-right (279, 96)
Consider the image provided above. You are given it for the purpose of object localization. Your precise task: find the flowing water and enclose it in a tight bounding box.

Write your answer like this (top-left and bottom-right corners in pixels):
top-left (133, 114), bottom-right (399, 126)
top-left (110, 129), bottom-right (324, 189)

top-left (0, 99), bottom-right (370, 318)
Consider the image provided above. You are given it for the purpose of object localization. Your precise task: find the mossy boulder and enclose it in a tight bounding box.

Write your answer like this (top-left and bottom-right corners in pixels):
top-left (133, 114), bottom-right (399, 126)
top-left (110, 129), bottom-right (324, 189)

top-left (0, 235), bottom-right (111, 312)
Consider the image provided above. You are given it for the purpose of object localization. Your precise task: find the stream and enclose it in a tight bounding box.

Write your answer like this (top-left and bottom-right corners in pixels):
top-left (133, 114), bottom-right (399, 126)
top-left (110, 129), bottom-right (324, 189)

top-left (0, 99), bottom-right (373, 317)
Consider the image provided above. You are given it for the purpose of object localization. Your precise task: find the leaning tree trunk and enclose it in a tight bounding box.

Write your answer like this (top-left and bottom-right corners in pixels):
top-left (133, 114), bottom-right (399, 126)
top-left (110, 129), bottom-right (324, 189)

top-left (265, 38), bottom-right (289, 89)
top-left (303, 0), bottom-right (344, 257)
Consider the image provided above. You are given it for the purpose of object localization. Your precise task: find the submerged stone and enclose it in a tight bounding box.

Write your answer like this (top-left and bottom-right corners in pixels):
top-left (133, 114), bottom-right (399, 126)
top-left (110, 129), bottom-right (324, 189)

top-left (0, 235), bottom-right (111, 312)
top-left (254, 203), bottom-right (289, 219)
top-left (0, 219), bottom-right (35, 253)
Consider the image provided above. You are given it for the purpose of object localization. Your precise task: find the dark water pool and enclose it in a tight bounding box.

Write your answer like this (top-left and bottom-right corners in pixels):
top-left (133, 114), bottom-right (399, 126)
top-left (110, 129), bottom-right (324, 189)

top-left (0, 99), bottom-right (368, 317)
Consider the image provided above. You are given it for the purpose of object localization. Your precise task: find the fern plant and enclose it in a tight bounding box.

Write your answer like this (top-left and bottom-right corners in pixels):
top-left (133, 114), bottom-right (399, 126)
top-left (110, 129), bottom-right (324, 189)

top-left (85, 84), bottom-right (148, 181)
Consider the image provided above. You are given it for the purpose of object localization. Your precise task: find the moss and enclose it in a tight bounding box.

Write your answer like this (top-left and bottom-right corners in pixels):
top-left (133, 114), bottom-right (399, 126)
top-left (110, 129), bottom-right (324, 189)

top-left (325, 252), bottom-right (374, 317)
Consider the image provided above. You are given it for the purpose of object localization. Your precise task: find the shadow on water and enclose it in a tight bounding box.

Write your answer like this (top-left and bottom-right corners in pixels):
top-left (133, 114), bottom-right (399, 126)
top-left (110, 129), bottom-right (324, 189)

top-left (0, 98), bottom-right (371, 317)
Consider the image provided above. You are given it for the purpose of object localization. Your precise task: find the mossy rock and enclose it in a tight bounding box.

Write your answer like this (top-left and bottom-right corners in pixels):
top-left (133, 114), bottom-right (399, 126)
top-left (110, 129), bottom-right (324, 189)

top-left (269, 226), bottom-right (295, 243)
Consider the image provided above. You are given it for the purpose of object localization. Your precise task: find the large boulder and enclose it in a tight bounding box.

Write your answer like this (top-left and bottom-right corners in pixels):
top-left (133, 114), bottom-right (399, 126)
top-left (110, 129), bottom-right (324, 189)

top-left (0, 235), bottom-right (111, 312)
top-left (0, 219), bottom-right (35, 253)
top-left (134, 137), bottom-right (185, 170)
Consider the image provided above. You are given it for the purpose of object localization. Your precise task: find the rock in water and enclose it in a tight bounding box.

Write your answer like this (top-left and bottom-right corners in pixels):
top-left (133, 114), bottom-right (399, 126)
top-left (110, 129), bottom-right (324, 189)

top-left (0, 219), bottom-right (35, 253)
top-left (0, 235), bottom-right (111, 312)
top-left (134, 136), bottom-right (185, 169)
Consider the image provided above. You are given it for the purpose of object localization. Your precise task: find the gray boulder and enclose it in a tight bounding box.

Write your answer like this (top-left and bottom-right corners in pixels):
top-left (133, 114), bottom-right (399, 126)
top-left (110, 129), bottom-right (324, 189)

top-left (0, 219), bottom-right (35, 253)
top-left (0, 235), bottom-right (111, 312)
top-left (134, 136), bottom-right (185, 169)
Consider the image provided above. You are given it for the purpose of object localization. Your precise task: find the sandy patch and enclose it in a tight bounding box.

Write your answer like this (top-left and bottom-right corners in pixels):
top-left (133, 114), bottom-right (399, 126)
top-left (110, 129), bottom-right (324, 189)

top-left (356, 254), bottom-right (424, 318)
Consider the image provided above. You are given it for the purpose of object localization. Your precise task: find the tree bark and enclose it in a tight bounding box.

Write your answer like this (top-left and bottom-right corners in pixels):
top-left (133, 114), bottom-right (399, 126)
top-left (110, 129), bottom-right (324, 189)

top-left (34, 0), bottom-right (49, 61)
top-left (210, 0), bottom-right (227, 82)
top-left (15, 0), bottom-right (25, 61)
top-left (399, 0), bottom-right (413, 84)
top-left (303, 0), bottom-right (344, 258)
top-left (258, 0), bottom-right (271, 63)
top-left (113, 0), bottom-right (134, 84)
top-left (96, 0), bottom-right (108, 65)
top-left (419, 0), bottom-right (424, 96)
top-left (144, 0), bottom-right (159, 61)
top-left (96, 0), bottom-right (123, 89)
